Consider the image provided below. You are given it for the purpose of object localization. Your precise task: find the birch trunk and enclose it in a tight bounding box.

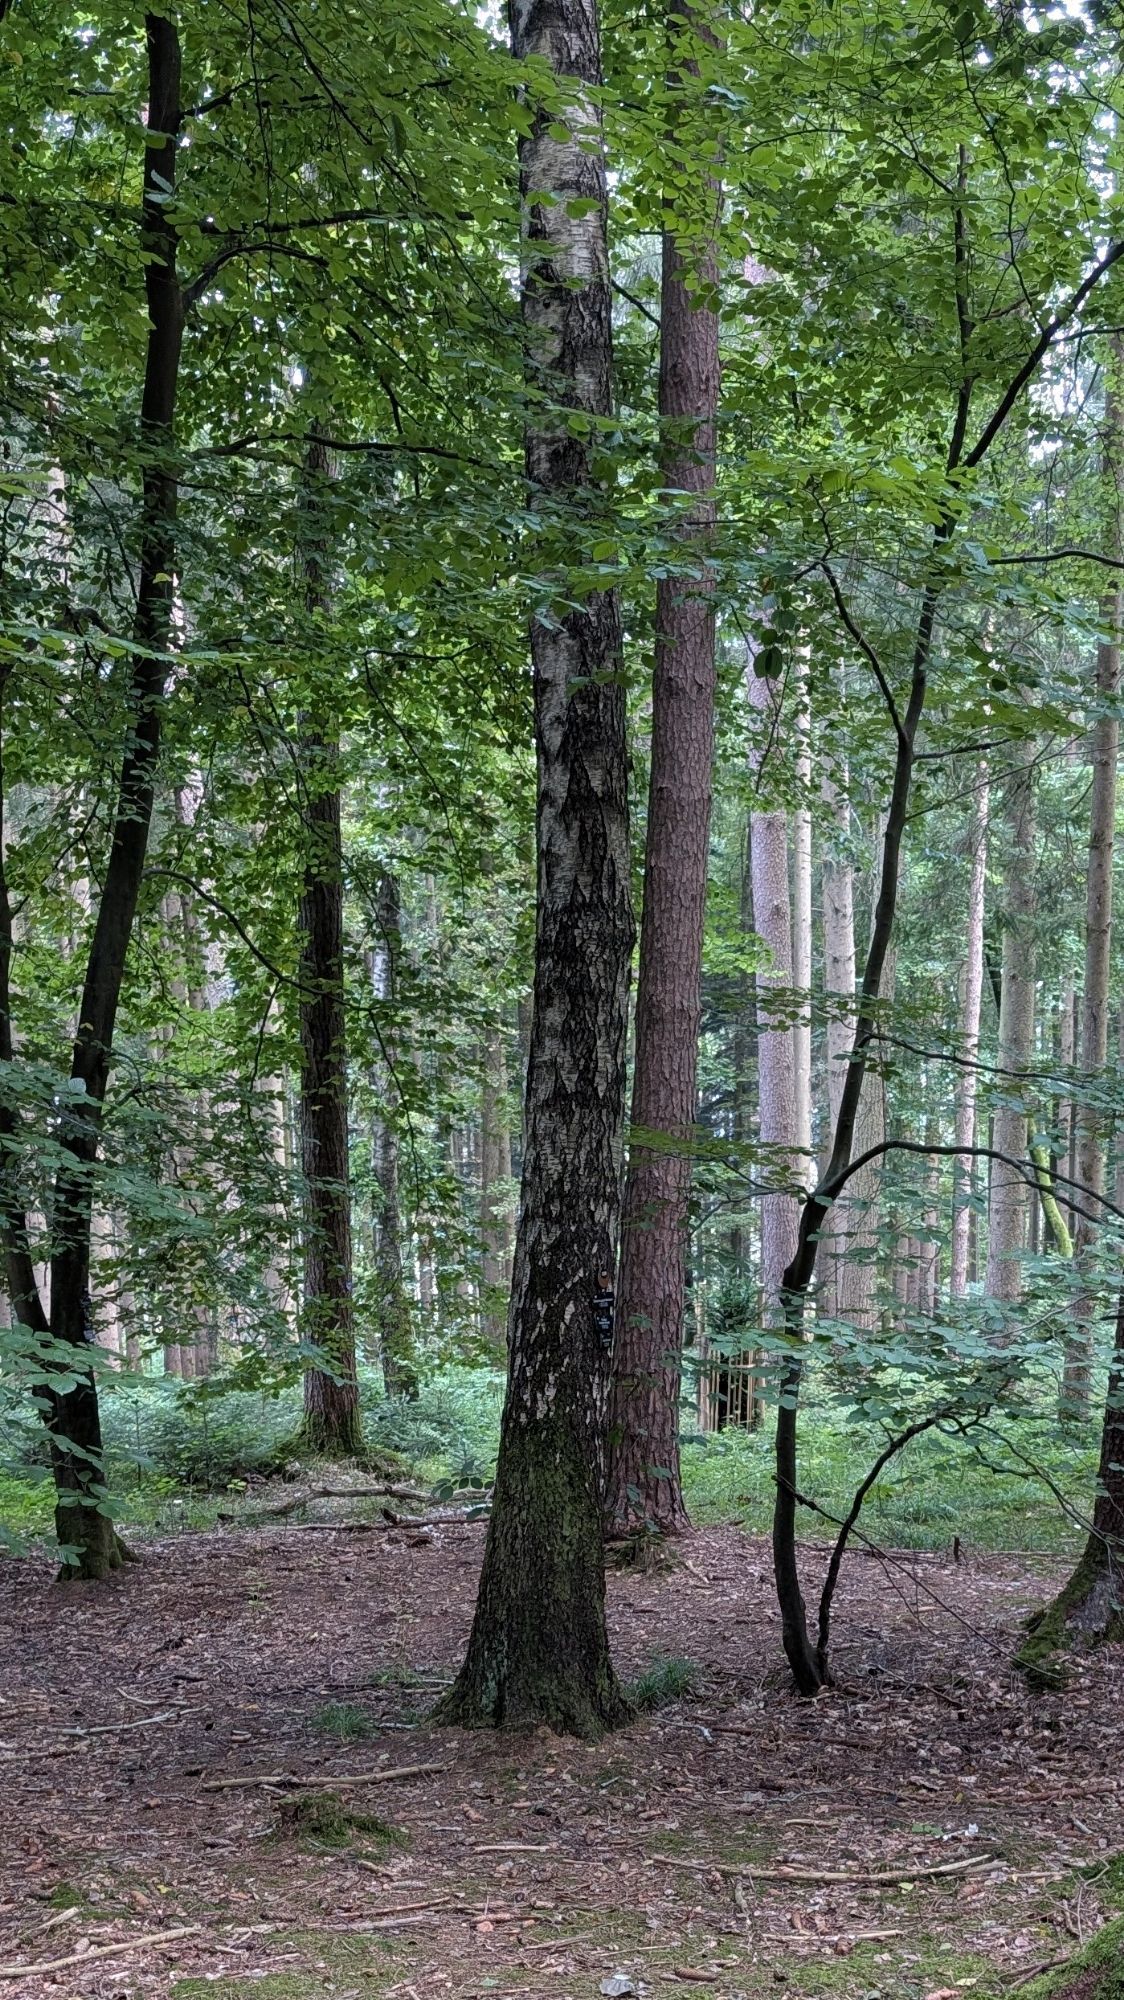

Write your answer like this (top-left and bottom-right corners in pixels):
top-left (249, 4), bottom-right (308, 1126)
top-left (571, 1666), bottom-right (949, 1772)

top-left (950, 766), bottom-right (989, 1297)
top-left (438, 0), bottom-right (634, 1735)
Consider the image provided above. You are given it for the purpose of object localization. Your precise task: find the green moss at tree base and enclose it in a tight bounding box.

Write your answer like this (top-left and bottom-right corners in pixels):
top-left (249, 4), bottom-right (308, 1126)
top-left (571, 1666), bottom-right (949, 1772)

top-left (1019, 1913), bottom-right (1124, 1998)
top-left (1016, 1541), bottom-right (1124, 1686)
top-left (54, 1501), bottom-right (135, 1581)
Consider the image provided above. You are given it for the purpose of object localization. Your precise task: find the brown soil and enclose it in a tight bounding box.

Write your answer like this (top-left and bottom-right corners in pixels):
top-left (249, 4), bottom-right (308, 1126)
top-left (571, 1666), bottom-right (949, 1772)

top-left (1, 1520), bottom-right (1122, 1999)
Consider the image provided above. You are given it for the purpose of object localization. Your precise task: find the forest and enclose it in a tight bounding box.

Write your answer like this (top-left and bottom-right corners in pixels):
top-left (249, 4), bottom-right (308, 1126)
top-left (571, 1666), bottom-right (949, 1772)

top-left (3, 0), bottom-right (1124, 1994)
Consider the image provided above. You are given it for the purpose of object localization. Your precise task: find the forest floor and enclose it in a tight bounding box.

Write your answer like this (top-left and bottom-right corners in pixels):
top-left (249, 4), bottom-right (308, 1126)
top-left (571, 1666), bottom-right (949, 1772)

top-left (1, 1511), bottom-right (1122, 2000)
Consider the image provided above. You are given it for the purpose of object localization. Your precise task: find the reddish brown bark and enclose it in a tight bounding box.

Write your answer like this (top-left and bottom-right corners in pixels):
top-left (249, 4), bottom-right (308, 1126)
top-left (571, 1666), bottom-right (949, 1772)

top-left (604, 8), bottom-right (720, 1540)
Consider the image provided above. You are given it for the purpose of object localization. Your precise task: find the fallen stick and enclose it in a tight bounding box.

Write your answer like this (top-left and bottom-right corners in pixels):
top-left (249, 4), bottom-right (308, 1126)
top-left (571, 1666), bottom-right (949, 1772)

top-left (651, 1852), bottom-right (996, 1887)
top-left (346, 1889), bottom-right (456, 1916)
top-left (199, 1760), bottom-right (447, 1792)
top-left (520, 1934), bottom-right (591, 1954)
top-left (247, 1484), bottom-right (428, 1520)
top-left (270, 1512), bottom-right (482, 1535)
top-left (62, 1709), bottom-right (184, 1737)
top-left (0, 1925), bottom-right (201, 1978)
top-left (473, 1843), bottom-right (554, 1856)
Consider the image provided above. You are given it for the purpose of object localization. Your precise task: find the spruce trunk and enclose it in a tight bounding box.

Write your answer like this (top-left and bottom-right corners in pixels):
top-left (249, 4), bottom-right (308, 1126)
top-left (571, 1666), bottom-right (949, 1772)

top-left (436, 0), bottom-right (633, 1735)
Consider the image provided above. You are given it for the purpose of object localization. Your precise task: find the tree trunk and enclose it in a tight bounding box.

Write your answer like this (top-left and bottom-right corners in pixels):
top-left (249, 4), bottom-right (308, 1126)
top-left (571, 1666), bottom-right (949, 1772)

top-left (835, 823), bottom-right (895, 1332)
top-left (747, 667), bottom-right (801, 1328)
top-left (436, 0), bottom-right (634, 1735)
top-left (371, 870), bottom-right (416, 1399)
top-left (820, 750), bottom-right (855, 1316)
top-left (2, 13), bottom-right (184, 1577)
top-left (604, 11), bottom-right (719, 1539)
top-left (792, 653), bottom-right (813, 1188)
top-left (950, 765), bottom-right (989, 1297)
top-left (1063, 357), bottom-right (1122, 1420)
top-left (985, 743), bottom-right (1037, 1312)
top-left (297, 435), bottom-right (360, 1458)
top-left (480, 1020), bottom-right (514, 1356)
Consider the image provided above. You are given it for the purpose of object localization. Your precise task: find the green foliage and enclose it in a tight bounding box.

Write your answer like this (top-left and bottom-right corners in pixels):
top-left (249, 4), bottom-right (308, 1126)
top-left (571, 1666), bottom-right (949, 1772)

top-left (627, 1655), bottom-right (701, 1710)
top-left (1019, 1915), bottom-right (1124, 1999)
top-left (276, 1792), bottom-right (405, 1855)
top-left (311, 1701), bottom-right (379, 1742)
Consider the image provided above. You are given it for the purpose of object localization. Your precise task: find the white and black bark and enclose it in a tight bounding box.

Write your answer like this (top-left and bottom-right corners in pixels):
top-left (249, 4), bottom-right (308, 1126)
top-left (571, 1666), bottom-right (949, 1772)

top-left (437, 0), bottom-right (634, 1736)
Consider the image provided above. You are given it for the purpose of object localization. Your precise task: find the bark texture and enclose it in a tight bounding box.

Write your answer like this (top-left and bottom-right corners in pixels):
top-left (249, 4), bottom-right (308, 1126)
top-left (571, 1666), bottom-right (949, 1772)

top-left (604, 19), bottom-right (719, 1537)
top-left (820, 755), bottom-right (855, 1316)
top-left (436, 0), bottom-right (634, 1736)
top-left (371, 871), bottom-right (416, 1400)
top-left (791, 655), bottom-right (813, 1188)
top-left (747, 668), bottom-right (801, 1327)
top-left (1064, 361), bottom-right (1122, 1419)
top-left (985, 744), bottom-right (1037, 1311)
top-left (480, 1021), bottom-right (514, 1357)
top-left (1, 13), bottom-right (184, 1576)
top-left (298, 436), bottom-right (360, 1457)
top-left (950, 767), bottom-right (989, 1297)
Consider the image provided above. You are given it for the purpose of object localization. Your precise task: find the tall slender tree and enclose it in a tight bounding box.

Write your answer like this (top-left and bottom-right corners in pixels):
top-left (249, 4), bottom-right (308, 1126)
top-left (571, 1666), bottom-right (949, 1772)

top-left (437, 0), bottom-right (634, 1734)
top-left (985, 743), bottom-right (1037, 1311)
top-left (950, 765), bottom-right (989, 1297)
top-left (1063, 345), bottom-right (1122, 1419)
top-left (296, 434), bottom-right (360, 1456)
top-left (0, 11), bottom-right (184, 1575)
top-left (604, 1), bottom-right (720, 1540)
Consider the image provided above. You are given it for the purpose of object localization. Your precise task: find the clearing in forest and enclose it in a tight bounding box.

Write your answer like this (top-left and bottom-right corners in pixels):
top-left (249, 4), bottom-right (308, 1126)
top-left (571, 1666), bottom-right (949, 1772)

top-left (1, 1521), bottom-right (1122, 2000)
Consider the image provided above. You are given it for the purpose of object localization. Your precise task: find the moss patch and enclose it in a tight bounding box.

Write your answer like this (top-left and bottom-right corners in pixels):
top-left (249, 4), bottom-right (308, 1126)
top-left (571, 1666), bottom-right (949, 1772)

top-left (274, 1789), bottom-right (406, 1854)
top-left (1018, 1547), bottom-right (1124, 1687)
top-left (1019, 1913), bottom-right (1124, 1998)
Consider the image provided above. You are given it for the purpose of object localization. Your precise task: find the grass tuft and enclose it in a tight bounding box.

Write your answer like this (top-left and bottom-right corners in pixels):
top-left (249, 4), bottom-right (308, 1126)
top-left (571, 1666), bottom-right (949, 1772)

top-left (311, 1699), bottom-right (378, 1741)
top-left (627, 1653), bottom-right (700, 1710)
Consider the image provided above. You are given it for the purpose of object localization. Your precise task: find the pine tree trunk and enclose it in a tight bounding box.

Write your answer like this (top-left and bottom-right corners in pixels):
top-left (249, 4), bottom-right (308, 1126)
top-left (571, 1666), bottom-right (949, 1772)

top-left (297, 436), bottom-right (360, 1458)
top-left (371, 871), bottom-right (416, 1400)
top-left (950, 765), bottom-right (989, 1297)
top-left (437, 0), bottom-right (633, 1736)
top-left (1063, 357), bottom-right (1122, 1420)
top-left (985, 744), bottom-right (1037, 1311)
top-left (604, 13), bottom-right (719, 1538)
top-left (3, 13), bottom-right (184, 1577)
